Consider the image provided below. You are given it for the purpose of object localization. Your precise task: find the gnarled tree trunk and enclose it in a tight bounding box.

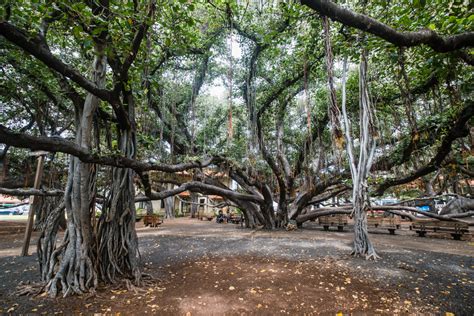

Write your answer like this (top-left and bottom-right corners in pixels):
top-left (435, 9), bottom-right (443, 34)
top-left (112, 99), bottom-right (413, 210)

top-left (34, 195), bottom-right (63, 231)
top-left (97, 92), bottom-right (141, 285)
top-left (44, 42), bottom-right (106, 297)
top-left (37, 199), bottom-right (65, 282)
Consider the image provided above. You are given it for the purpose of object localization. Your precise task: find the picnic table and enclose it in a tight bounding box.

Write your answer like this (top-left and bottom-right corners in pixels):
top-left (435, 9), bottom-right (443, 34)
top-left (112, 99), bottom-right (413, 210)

top-left (227, 213), bottom-right (243, 224)
top-left (318, 214), bottom-right (348, 232)
top-left (367, 212), bottom-right (401, 235)
top-left (410, 219), bottom-right (469, 240)
top-left (143, 214), bottom-right (162, 227)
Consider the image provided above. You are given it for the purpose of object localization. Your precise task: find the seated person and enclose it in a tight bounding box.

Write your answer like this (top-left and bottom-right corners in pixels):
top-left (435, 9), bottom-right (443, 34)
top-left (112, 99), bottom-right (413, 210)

top-left (216, 210), bottom-right (226, 223)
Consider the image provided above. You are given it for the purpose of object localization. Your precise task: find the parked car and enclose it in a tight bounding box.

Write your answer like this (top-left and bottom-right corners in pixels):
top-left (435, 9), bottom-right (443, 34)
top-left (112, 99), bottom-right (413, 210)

top-left (0, 207), bottom-right (21, 215)
top-left (371, 198), bottom-right (400, 217)
top-left (415, 205), bottom-right (431, 217)
top-left (434, 199), bottom-right (447, 214)
top-left (16, 205), bottom-right (30, 215)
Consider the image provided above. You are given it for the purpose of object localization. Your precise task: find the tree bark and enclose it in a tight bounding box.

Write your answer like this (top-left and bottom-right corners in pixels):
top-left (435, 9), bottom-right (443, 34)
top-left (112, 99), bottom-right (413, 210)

top-left (300, 0), bottom-right (474, 54)
top-left (164, 196), bottom-right (174, 219)
top-left (190, 192), bottom-right (198, 218)
top-left (97, 90), bottom-right (141, 286)
top-left (37, 200), bottom-right (65, 282)
top-left (340, 52), bottom-right (379, 260)
top-left (46, 41), bottom-right (106, 297)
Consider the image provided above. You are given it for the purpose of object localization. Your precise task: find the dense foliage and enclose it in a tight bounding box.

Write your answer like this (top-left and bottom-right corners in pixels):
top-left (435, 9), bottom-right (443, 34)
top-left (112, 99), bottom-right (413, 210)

top-left (0, 0), bottom-right (472, 296)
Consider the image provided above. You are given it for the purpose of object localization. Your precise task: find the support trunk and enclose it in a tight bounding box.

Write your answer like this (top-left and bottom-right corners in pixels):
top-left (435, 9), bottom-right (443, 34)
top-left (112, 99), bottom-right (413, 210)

top-left (45, 42), bottom-right (106, 297)
top-left (340, 52), bottom-right (379, 260)
top-left (190, 192), bottom-right (198, 218)
top-left (37, 199), bottom-right (65, 282)
top-left (164, 196), bottom-right (174, 219)
top-left (97, 106), bottom-right (141, 285)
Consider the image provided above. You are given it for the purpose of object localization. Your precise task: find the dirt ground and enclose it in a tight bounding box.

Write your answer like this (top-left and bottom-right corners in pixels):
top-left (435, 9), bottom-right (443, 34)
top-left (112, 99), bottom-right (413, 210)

top-left (0, 218), bottom-right (473, 315)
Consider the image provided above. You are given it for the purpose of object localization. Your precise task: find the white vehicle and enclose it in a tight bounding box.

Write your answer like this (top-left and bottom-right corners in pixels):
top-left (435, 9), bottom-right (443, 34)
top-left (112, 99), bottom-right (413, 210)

top-left (17, 205), bottom-right (30, 215)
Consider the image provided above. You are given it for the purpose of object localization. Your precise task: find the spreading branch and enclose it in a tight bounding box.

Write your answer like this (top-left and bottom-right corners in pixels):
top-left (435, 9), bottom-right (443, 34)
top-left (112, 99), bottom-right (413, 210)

top-left (0, 124), bottom-right (221, 173)
top-left (374, 100), bottom-right (474, 195)
top-left (0, 187), bottom-right (63, 196)
top-left (300, 0), bottom-right (474, 53)
top-left (0, 22), bottom-right (113, 103)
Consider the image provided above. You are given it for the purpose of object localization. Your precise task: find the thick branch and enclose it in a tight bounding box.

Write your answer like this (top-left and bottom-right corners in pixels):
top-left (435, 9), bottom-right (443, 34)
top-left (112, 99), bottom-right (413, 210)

top-left (0, 124), bottom-right (221, 173)
top-left (0, 187), bottom-right (63, 196)
top-left (146, 181), bottom-right (263, 203)
top-left (374, 100), bottom-right (474, 195)
top-left (121, 0), bottom-right (156, 76)
top-left (0, 22), bottom-right (113, 102)
top-left (296, 205), bottom-right (473, 224)
top-left (301, 0), bottom-right (474, 53)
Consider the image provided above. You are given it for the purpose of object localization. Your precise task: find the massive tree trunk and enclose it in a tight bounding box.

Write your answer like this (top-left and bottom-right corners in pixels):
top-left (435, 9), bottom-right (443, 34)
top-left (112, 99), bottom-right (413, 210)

top-left (46, 43), bottom-right (106, 297)
top-left (97, 90), bottom-right (141, 285)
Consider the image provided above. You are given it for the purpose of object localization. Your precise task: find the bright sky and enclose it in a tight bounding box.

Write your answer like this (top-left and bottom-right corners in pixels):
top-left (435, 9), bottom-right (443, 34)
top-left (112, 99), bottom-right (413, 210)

top-left (208, 36), bottom-right (242, 99)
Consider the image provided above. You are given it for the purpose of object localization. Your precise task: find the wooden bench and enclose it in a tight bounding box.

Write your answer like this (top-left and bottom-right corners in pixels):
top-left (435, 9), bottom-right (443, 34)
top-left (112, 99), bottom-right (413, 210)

top-left (143, 214), bottom-right (162, 227)
top-left (198, 211), bottom-right (214, 221)
top-left (319, 214), bottom-right (348, 232)
top-left (228, 214), bottom-right (243, 224)
top-left (367, 214), bottom-right (401, 235)
top-left (410, 220), bottom-right (469, 240)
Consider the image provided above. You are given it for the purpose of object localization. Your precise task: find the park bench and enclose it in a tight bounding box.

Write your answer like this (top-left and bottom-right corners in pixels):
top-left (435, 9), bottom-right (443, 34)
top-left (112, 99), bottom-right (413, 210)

top-left (227, 214), bottom-right (243, 224)
top-left (318, 214), bottom-right (348, 232)
top-left (367, 212), bottom-right (401, 235)
top-left (410, 219), bottom-right (469, 240)
top-left (143, 214), bottom-right (163, 227)
top-left (198, 210), bottom-right (214, 221)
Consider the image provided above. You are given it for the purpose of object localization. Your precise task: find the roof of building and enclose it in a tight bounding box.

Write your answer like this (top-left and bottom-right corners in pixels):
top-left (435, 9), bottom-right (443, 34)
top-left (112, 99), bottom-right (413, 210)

top-left (0, 194), bottom-right (27, 204)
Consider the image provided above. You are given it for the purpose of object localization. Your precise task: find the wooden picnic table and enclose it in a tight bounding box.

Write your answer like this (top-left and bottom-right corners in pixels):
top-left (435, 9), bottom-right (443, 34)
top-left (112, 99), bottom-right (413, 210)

top-left (410, 219), bottom-right (469, 240)
top-left (318, 214), bottom-right (348, 232)
top-left (143, 214), bottom-right (163, 227)
top-left (367, 213), bottom-right (401, 235)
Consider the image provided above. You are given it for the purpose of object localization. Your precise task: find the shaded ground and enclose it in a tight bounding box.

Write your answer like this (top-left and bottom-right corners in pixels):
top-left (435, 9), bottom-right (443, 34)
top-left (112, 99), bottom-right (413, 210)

top-left (0, 218), bottom-right (473, 315)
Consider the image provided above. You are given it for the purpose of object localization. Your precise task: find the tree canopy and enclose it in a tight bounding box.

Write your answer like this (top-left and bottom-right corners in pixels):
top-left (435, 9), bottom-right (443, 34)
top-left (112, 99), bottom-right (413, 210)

top-left (0, 0), bottom-right (473, 296)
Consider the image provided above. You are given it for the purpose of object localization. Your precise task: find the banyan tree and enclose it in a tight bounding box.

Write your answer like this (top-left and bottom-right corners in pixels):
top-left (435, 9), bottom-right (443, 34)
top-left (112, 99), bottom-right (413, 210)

top-left (0, 0), bottom-right (473, 296)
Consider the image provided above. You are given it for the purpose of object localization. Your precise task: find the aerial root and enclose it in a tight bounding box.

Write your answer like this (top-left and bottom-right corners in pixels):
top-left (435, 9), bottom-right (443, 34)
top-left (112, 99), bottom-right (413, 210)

top-left (124, 279), bottom-right (145, 294)
top-left (14, 281), bottom-right (45, 297)
top-left (365, 252), bottom-right (381, 261)
top-left (351, 249), bottom-right (381, 261)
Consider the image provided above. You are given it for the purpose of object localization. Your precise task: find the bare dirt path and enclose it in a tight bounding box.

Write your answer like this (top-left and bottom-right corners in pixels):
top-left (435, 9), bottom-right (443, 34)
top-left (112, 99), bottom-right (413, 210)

top-left (0, 218), bottom-right (473, 315)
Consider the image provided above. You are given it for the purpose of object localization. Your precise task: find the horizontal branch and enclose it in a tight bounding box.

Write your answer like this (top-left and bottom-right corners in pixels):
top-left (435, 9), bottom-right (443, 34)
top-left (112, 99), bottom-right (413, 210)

top-left (146, 181), bottom-right (263, 203)
top-left (0, 187), bottom-right (64, 196)
top-left (301, 0), bottom-right (474, 53)
top-left (296, 204), bottom-right (473, 224)
top-left (0, 125), bottom-right (220, 173)
top-left (376, 205), bottom-right (474, 221)
top-left (296, 207), bottom-right (352, 223)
